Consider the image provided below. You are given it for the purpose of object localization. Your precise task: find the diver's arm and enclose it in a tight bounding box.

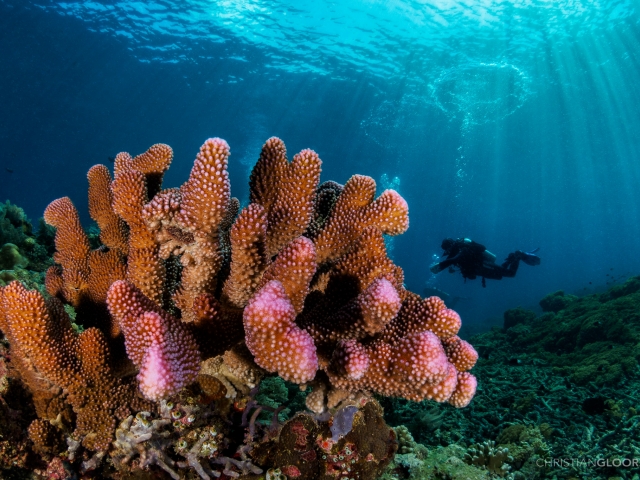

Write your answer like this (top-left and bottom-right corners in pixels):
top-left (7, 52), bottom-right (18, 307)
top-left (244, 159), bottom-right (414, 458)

top-left (430, 251), bottom-right (462, 274)
top-left (441, 251), bottom-right (462, 266)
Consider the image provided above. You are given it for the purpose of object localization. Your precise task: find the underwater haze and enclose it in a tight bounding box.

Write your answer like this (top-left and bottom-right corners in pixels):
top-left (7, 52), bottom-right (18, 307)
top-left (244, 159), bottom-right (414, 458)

top-left (1, 0), bottom-right (639, 328)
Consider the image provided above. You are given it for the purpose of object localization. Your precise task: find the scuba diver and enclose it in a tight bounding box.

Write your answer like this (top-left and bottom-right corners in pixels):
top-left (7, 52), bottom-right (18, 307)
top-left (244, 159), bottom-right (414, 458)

top-left (430, 237), bottom-right (541, 287)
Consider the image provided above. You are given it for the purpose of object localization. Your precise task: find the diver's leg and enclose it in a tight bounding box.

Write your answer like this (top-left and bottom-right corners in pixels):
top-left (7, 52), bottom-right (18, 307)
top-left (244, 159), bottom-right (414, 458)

top-left (500, 253), bottom-right (521, 278)
top-left (479, 265), bottom-right (504, 280)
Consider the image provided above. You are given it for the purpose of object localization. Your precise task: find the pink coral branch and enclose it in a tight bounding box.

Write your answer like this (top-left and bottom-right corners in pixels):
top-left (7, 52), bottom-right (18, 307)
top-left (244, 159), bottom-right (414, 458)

top-left (243, 280), bottom-right (318, 383)
top-left (107, 281), bottom-right (200, 400)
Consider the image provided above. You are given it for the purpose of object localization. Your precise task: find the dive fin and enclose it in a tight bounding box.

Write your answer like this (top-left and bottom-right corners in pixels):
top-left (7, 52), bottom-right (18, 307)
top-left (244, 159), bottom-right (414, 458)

top-left (521, 250), bottom-right (541, 266)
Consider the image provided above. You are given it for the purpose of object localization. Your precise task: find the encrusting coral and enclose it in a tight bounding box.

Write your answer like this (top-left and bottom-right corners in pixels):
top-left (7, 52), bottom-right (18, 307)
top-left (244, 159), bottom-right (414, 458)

top-left (0, 135), bottom-right (478, 477)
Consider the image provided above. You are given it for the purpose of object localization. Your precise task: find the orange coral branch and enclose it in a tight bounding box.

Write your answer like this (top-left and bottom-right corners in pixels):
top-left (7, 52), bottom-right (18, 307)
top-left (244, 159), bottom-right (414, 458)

top-left (0, 282), bottom-right (138, 451)
top-left (331, 226), bottom-right (404, 293)
top-left (87, 164), bottom-right (128, 255)
top-left (266, 149), bottom-right (321, 257)
top-left (129, 143), bottom-right (173, 198)
top-left (43, 197), bottom-right (91, 307)
top-left (222, 203), bottom-right (269, 308)
top-left (243, 280), bottom-right (318, 383)
top-left (249, 137), bottom-right (287, 212)
top-left (259, 236), bottom-right (317, 314)
top-left (111, 170), bottom-right (155, 250)
top-left (249, 138), bottom-right (322, 257)
top-left (314, 175), bottom-right (409, 263)
top-left (139, 138), bottom-right (232, 320)
top-left (175, 138), bottom-right (230, 235)
top-left (112, 144), bottom-right (173, 198)
top-left (111, 169), bottom-right (165, 305)
top-left (87, 249), bottom-right (127, 305)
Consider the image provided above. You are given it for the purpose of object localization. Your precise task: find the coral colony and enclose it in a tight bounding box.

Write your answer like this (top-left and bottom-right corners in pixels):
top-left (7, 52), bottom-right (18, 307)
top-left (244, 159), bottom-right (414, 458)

top-left (0, 137), bottom-right (477, 478)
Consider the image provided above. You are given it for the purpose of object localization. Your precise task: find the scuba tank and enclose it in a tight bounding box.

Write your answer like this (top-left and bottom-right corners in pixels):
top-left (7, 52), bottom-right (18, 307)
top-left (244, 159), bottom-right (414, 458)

top-left (482, 250), bottom-right (497, 267)
top-left (462, 238), bottom-right (496, 267)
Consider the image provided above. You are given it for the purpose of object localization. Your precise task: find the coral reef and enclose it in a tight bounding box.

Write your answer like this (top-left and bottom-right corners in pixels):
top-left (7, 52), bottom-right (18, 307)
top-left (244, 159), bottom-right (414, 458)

top-left (464, 440), bottom-right (513, 477)
top-left (3, 135), bottom-right (639, 479)
top-left (0, 136), bottom-right (477, 478)
top-left (500, 276), bottom-right (640, 386)
top-left (0, 201), bottom-right (52, 287)
top-left (502, 306), bottom-right (536, 330)
top-left (251, 398), bottom-right (397, 480)
top-left (394, 277), bottom-right (640, 480)
top-left (0, 243), bottom-right (28, 270)
top-left (371, 277), bottom-right (640, 480)
top-left (0, 201), bottom-right (31, 246)
top-left (538, 290), bottom-right (578, 313)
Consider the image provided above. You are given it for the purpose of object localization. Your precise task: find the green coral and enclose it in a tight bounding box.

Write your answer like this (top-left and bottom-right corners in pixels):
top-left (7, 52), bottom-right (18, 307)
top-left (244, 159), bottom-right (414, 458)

top-left (0, 200), bottom-right (30, 246)
top-left (496, 424), bottom-right (549, 460)
top-left (539, 290), bottom-right (578, 313)
top-left (495, 277), bottom-right (640, 385)
top-left (0, 201), bottom-right (53, 274)
top-left (255, 376), bottom-right (290, 422)
top-left (0, 243), bottom-right (28, 270)
top-left (464, 440), bottom-right (513, 477)
top-left (35, 217), bottom-right (56, 254)
top-left (395, 425), bottom-right (426, 456)
top-left (603, 276), bottom-right (640, 300)
top-left (503, 307), bottom-right (536, 330)
top-left (380, 444), bottom-right (492, 480)
top-left (0, 266), bottom-right (45, 291)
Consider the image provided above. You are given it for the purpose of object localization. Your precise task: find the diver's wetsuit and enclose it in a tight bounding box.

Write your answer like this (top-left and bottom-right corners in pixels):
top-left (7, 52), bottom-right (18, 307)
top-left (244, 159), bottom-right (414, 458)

top-left (432, 238), bottom-right (532, 287)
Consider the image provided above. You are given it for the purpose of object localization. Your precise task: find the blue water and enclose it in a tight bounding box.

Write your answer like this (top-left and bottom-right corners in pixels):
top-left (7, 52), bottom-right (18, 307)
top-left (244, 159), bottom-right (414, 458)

top-left (1, 0), bottom-right (639, 329)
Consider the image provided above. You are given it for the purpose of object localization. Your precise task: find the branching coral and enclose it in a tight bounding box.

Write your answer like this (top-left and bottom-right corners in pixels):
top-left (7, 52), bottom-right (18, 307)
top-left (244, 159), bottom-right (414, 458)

top-left (87, 164), bottom-right (128, 256)
top-left (313, 174), bottom-right (409, 263)
top-left (143, 138), bottom-right (231, 321)
top-left (464, 440), bottom-right (514, 477)
top-left (244, 280), bottom-right (319, 383)
top-left (0, 134), bottom-right (478, 476)
top-left (249, 137), bottom-right (322, 258)
top-left (107, 280), bottom-right (201, 401)
top-left (0, 281), bottom-right (142, 452)
top-left (43, 197), bottom-right (92, 306)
